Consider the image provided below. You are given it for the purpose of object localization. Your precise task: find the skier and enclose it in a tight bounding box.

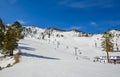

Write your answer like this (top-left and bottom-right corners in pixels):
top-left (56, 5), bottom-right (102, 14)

top-left (113, 59), bottom-right (116, 64)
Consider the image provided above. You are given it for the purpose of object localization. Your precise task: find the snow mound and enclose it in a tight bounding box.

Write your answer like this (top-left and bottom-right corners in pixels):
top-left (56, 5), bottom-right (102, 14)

top-left (0, 56), bottom-right (15, 69)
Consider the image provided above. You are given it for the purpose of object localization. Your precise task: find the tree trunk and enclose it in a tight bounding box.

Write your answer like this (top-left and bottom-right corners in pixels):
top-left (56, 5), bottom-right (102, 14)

top-left (9, 50), bottom-right (13, 56)
top-left (106, 51), bottom-right (110, 63)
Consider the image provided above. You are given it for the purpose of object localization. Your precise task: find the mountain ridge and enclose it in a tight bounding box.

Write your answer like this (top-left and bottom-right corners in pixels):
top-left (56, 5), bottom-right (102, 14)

top-left (22, 26), bottom-right (120, 39)
top-left (23, 25), bottom-right (120, 34)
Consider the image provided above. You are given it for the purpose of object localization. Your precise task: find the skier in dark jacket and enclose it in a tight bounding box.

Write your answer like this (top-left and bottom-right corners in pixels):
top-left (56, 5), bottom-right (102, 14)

top-left (113, 59), bottom-right (116, 64)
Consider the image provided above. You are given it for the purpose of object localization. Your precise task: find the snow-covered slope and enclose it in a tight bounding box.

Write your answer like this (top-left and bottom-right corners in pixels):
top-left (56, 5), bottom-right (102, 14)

top-left (22, 26), bottom-right (120, 52)
top-left (22, 26), bottom-right (92, 40)
top-left (0, 26), bottom-right (120, 77)
top-left (23, 26), bottom-right (45, 39)
top-left (0, 37), bottom-right (120, 77)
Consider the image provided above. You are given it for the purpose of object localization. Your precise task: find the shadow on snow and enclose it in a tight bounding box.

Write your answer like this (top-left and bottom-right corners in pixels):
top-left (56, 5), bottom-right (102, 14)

top-left (18, 46), bottom-right (36, 51)
top-left (20, 52), bottom-right (60, 60)
top-left (18, 43), bottom-right (28, 45)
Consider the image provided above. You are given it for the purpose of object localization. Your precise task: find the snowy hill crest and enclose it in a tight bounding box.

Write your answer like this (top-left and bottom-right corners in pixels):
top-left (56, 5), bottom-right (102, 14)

top-left (22, 26), bottom-right (92, 39)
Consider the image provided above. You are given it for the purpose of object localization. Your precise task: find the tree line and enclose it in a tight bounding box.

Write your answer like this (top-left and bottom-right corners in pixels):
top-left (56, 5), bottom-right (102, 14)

top-left (0, 19), bottom-right (24, 56)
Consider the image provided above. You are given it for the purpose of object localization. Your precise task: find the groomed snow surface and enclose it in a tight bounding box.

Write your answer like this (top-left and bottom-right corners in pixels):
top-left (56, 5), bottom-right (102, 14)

top-left (0, 37), bottom-right (120, 77)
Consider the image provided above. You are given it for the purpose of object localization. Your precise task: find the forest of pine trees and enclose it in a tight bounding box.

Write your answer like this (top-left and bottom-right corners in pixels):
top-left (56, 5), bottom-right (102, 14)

top-left (0, 19), bottom-right (24, 56)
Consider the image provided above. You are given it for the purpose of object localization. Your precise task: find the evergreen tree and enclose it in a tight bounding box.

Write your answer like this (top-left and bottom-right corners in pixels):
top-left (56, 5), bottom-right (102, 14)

top-left (2, 28), bottom-right (18, 56)
top-left (0, 19), bottom-right (6, 32)
top-left (0, 29), bottom-right (4, 50)
top-left (0, 19), bottom-right (5, 50)
top-left (1, 21), bottom-right (24, 56)
top-left (11, 21), bottom-right (24, 40)
top-left (41, 33), bottom-right (45, 40)
top-left (101, 32), bottom-right (113, 63)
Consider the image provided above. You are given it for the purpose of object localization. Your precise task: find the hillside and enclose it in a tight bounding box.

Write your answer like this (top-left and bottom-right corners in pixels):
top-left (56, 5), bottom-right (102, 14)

top-left (22, 26), bottom-right (120, 53)
top-left (22, 26), bottom-right (92, 39)
top-left (0, 26), bottom-right (120, 77)
top-left (0, 37), bottom-right (120, 77)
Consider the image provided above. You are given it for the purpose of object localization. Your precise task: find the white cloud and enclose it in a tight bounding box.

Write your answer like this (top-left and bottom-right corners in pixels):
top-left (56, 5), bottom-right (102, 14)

top-left (70, 26), bottom-right (82, 30)
top-left (17, 20), bottom-right (26, 24)
top-left (90, 22), bottom-right (97, 26)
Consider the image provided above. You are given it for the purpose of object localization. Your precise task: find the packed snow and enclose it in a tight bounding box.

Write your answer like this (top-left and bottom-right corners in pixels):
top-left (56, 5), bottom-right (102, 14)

top-left (0, 56), bottom-right (15, 68)
top-left (0, 37), bottom-right (120, 77)
top-left (0, 27), bottom-right (120, 77)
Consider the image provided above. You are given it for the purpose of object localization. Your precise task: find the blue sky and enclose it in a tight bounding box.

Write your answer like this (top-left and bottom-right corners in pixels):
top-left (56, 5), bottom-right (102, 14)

top-left (0, 0), bottom-right (120, 33)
